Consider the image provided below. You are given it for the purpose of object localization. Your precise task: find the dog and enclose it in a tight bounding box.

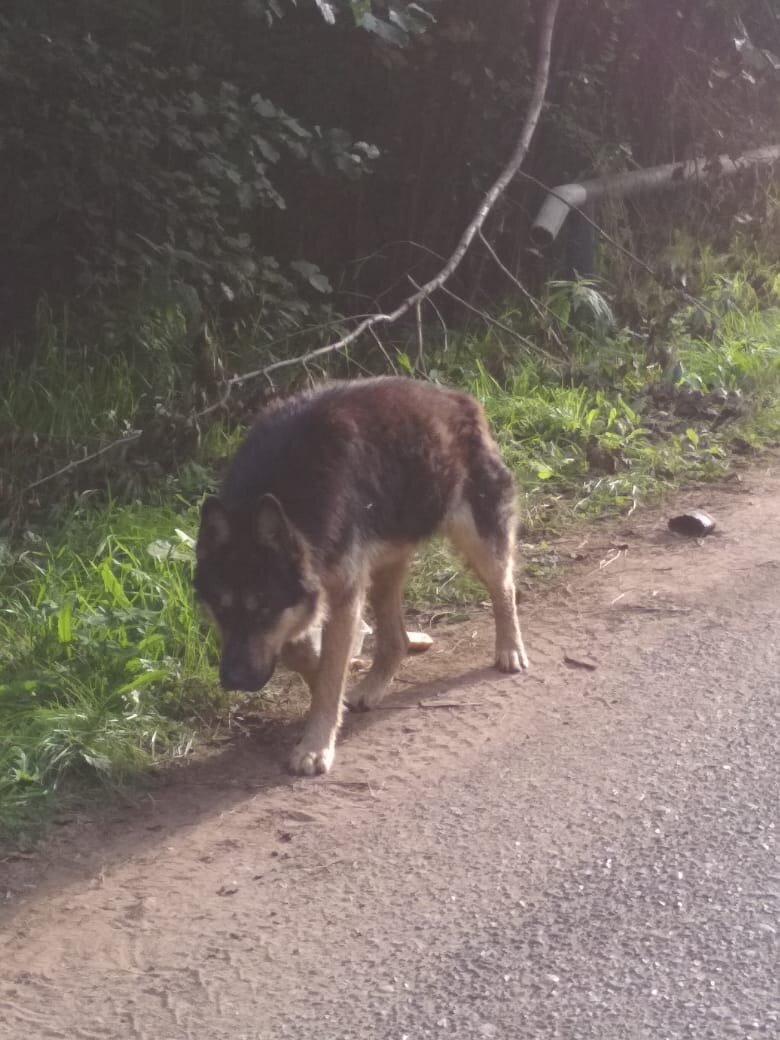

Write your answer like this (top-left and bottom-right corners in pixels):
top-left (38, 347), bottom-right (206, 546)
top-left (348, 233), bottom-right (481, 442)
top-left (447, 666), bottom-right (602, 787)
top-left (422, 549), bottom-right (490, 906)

top-left (194, 377), bottom-right (528, 776)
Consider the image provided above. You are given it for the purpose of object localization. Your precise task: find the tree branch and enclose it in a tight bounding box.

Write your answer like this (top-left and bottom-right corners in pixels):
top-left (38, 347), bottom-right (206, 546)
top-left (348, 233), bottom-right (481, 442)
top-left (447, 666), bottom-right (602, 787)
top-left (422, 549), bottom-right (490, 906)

top-left (23, 431), bottom-right (142, 495)
top-left (477, 228), bottom-right (568, 352)
top-left (514, 168), bottom-right (721, 317)
top-left (196, 0), bottom-right (562, 401)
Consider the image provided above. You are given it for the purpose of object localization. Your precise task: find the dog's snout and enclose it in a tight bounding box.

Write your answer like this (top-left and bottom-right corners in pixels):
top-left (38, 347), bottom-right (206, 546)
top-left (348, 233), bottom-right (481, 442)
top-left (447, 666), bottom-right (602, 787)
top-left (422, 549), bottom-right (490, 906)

top-left (219, 661), bottom-right (254, 692)
top-left (219, 655), bottom-right (275, 692)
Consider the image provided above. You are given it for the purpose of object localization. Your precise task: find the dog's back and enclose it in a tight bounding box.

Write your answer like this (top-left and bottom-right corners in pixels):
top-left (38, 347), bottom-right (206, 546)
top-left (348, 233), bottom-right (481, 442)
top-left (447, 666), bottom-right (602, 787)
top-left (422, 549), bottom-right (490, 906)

top-left (221, 377), bottom-right (514, 564)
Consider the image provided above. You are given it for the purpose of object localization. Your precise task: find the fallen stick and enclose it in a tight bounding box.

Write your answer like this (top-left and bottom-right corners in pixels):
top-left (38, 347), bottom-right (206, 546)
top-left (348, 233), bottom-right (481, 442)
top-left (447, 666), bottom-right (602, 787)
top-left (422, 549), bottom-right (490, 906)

top-left (563, 654), bottom-right (598, 671)
top-left (372, 700), bottom-right (481, 712)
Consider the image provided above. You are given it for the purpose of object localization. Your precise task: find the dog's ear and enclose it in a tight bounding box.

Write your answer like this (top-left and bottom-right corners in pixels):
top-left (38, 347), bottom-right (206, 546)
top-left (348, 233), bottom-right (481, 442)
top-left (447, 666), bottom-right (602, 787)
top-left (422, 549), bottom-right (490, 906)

top-left (197, 496), bottom-right (230, 560)
top-left (255, 494), bottom-right (300, 557)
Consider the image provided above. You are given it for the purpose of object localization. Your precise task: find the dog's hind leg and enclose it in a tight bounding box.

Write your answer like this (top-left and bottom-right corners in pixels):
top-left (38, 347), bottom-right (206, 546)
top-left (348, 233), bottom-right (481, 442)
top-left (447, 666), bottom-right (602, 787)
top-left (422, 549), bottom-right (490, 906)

top-left (347, 556), bottom-right (412, 710)
top-left (445, 502), bottom-right (529, 674)
top-left (288, 591), bottom-right (362, 776)
top-left (280, 633), bottom-right (320, 689)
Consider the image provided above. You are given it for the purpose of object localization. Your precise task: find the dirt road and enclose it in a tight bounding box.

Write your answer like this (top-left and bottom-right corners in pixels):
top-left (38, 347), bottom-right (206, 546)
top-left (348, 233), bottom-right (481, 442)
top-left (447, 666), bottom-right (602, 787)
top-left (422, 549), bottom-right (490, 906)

top-left (1, 464), bottom-right (778, 1040)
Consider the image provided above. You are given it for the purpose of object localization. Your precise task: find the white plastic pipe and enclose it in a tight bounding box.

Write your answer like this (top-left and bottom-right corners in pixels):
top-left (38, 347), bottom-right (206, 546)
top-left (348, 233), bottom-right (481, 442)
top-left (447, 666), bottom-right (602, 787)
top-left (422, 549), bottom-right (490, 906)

top-left (531, 144), bottom-right (780, 246)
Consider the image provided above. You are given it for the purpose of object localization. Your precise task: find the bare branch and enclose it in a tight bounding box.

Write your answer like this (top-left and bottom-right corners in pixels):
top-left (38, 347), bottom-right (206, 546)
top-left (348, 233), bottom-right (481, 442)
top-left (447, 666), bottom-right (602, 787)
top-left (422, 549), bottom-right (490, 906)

top-left (516, 169), bottom-right (660, 276)
top-left (438, 283), bottom-right (560, 365)
top-left (423, 290), bottom-right (450, 354)
top-left (207, 0), bottom-right (562, 388)
top-left (414, 296), bottom-right (425, 374)
top-left (23, 431), bottom-right (142, 494)
top-left (477, 229), bottom-right (567, 351)
top-left (367, 326), bottom-right (399, 374)
top-left (514, 169), bottom-right (720, 317)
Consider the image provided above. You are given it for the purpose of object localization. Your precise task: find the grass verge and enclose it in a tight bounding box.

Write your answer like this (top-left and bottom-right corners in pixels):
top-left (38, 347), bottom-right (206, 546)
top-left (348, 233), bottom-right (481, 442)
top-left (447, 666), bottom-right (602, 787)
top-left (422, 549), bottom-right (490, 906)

top-left (2, 279), bottom-right (780, 844)
top-left (0, 502), bottom-right (218, 840)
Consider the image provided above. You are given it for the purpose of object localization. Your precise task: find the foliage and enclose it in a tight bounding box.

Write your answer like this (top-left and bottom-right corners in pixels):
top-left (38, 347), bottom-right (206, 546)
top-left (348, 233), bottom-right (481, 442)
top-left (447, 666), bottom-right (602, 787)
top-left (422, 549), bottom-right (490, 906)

top-left (3, 249), bottom-right (780, 840)
top-left (0, 501), bottom-right (214, 839)
top-left (1, 0), bottom-right (779, 840)
top-left (2, 1), bottom-right (777, 336)
top-left (0, 3), bottom-right (380, 327)
top-left (245, 1), bottom-right (438, 38)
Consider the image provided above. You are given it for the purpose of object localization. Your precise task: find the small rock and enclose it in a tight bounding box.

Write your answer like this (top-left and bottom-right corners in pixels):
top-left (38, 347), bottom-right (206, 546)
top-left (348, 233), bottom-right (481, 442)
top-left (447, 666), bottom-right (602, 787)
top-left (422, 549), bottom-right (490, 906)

top-left (668, 510), bottom-right (716, 537)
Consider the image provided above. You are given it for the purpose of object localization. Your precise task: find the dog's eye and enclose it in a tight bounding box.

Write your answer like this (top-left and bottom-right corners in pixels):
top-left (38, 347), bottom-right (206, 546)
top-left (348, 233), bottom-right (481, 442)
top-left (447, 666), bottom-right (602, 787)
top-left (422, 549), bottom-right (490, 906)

top-left (239, 595), bottom-right (272, 619)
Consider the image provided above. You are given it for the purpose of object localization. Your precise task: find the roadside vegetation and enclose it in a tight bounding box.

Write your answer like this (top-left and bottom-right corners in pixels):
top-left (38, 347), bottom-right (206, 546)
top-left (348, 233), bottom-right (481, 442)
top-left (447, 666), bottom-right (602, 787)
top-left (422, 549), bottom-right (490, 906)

top-left (3, 234), bottom-right (780, 842)
top-left (2, 0), bottom-right (778, 842)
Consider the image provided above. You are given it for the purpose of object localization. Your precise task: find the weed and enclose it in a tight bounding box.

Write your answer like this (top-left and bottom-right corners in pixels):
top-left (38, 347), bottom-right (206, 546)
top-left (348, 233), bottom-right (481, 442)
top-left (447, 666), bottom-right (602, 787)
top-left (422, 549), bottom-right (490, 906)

top-left (0, 502), bottom-right (216, 841)
top-left (2, 261), bottom-right (780, 840)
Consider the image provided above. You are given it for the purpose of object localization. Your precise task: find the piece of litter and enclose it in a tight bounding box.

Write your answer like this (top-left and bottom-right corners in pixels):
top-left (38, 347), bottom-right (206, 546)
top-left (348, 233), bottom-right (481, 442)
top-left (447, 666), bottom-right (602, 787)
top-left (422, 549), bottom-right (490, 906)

top-left (406, 631), bottom-right (434, 653)
top-left (668, 510), bottom-right (716, 537)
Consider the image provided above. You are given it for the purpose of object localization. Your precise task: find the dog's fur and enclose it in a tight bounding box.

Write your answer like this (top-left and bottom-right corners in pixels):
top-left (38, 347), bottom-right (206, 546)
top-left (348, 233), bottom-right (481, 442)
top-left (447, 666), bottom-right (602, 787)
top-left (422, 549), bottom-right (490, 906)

top-left (194, 377), bottom-right (528, 775)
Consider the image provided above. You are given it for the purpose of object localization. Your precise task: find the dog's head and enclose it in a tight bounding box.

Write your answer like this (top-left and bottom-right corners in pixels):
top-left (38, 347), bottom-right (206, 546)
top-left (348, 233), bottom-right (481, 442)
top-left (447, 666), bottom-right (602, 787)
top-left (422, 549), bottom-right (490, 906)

top-left (194, 494), bottom-right (321, 691)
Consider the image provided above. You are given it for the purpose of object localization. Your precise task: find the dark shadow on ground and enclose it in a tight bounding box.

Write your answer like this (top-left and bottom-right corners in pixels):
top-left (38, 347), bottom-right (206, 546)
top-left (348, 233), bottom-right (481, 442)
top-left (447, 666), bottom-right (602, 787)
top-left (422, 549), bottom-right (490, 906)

top-left (0, 664), bottom-right (504, 925)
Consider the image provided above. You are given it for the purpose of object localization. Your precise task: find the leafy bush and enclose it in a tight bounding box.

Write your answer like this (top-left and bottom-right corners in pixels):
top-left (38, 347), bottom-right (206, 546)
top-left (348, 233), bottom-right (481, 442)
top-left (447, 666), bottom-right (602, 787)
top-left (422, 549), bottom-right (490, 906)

top-left (0, 5), bottom-right (378, 327)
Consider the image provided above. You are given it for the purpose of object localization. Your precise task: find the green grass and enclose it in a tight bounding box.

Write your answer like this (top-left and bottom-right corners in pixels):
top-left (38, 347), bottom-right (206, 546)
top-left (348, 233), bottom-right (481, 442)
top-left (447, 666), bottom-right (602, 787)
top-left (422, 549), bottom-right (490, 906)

top-left (2, 264), bottom-right (780, 843)
top-left (411, 299), bottom-right (780, 604)
top-left (0, 501), bottom-right (220, 840)
top-left (481, 303), bottom-right (780, 520)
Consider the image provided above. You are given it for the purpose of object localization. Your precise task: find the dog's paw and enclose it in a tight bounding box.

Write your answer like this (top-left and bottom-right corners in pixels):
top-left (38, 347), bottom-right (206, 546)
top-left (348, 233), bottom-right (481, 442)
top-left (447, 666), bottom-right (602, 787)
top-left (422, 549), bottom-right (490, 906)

top-left (346, 676), bottom-right (389, 712)
top-left (288, 742), bottom-right (335, 776)
top-left (496, 645), bottom-right (529, 673)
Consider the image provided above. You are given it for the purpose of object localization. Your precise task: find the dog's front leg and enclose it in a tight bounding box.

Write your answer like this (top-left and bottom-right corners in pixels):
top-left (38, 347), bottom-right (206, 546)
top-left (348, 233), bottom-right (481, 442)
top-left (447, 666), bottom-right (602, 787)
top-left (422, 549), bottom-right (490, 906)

top-left (288, 592), bottom-right (361, 776)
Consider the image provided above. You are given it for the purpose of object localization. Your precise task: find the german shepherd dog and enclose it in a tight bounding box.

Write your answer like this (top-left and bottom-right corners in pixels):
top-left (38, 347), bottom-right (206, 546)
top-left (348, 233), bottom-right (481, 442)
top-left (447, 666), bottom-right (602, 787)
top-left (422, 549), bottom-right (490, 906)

top-left (195, 378), bottom-right (528, 776)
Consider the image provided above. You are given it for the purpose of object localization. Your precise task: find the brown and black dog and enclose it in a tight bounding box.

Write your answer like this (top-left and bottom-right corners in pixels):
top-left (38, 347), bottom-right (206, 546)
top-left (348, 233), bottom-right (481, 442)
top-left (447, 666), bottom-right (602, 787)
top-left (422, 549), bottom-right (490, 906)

top-left (194, 377), bottom-right (528, 775)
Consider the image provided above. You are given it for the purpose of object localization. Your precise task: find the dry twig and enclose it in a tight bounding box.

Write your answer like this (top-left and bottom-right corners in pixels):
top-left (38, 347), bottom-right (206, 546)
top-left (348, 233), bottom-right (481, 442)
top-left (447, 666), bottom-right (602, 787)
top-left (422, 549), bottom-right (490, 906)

top-left (477, 229), bottom-right (567, 352)
top-left (515, 168), bottom-right (720, 317)
top-left (23, 430), bottom-right (142, 494)
top-left (373, 700), bottom-right (482, 712)
top-left (563, 654), bottom-right (598, 671)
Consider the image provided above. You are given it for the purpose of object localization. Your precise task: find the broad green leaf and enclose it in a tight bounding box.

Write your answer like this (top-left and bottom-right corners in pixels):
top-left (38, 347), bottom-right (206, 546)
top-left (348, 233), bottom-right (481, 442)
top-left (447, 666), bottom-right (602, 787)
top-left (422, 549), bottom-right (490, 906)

top-left (290, 260), bottom-right (332, 293)
top-left (360, 13), bottom-right (408, 47)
